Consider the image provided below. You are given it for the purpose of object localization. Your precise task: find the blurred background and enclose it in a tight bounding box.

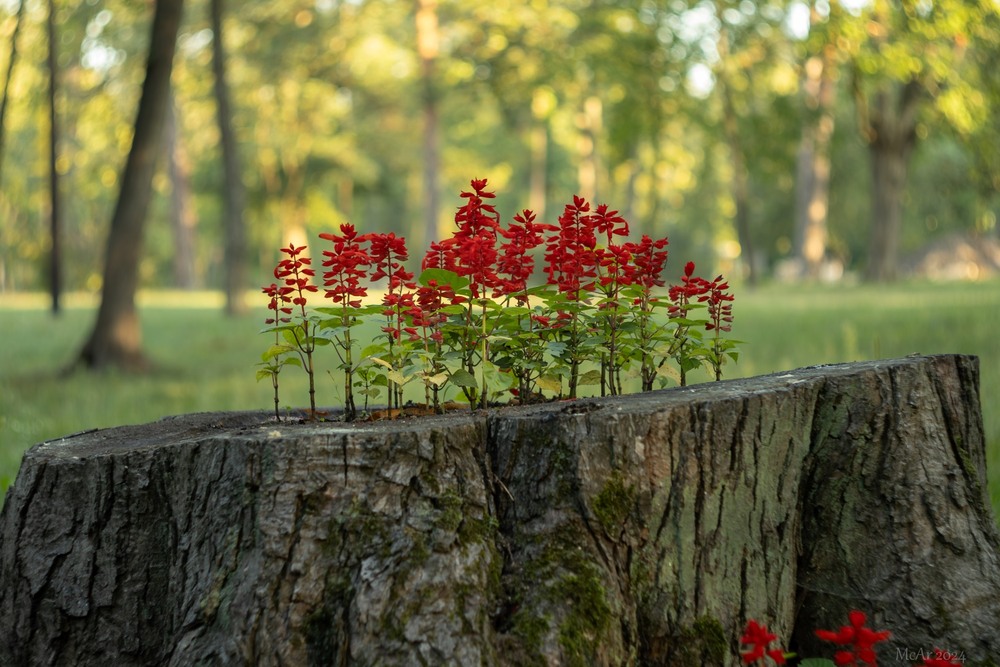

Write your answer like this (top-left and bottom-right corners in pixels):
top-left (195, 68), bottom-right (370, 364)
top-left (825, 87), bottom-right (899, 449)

top-left (1, 0), bottom-right (999, 510)
top-left (1, 0), bottom-right (998, 296)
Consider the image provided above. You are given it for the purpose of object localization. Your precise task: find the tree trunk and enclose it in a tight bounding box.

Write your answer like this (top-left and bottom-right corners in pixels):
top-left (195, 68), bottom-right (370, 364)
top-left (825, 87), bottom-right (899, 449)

top-left (857, 80), bottom-right (922, 283)
top-left (792, 355), bottom-right (1000, 658)
top-left (577, 96), bottom-right (601, 204)
top-left (529, 87), bottom-right (549, 221)
top-left (77, 0), bottom-right (185, 370)
top-left (166, 94), bottom-right (198, 290)
top-left (2, 355), bottom-right (997, 666)
top-left (865, 131), bottom-right (912, 282)
top-left (793, 5), bottom-right (837, 279)
top-left (416, 0), bottom-right (440, 248)
top-left (715, 23), bottom-right (757, 286)
top-left (47, 0), bottom-right (61, 315)
top-left (0, 0), bottom-right (26, 192)
top-left (211, 0), bottom-right (247, 316)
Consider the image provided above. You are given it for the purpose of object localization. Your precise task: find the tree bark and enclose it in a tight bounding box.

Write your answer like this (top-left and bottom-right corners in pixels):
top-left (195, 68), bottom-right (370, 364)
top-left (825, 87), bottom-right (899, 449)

top-left (211, 0), bottom-right (247, 315)
top-left (0, 0), bottom-right (25, 192)
top-left (528, 87), bottom-right (549, 222)
top-left (576, 96), bottom-right (601, 205)
top-left (792, 3), bottom-right (837, 279)
top-left (166, 94), bottom-right (198, 290)
top-left (856, 79), bottom-right (922, 283)
top-left (416, 0), bottom-right (440, 248)
top-left (793, 355), bottom-right (1000, 658)
top-left (715, 22), bottom-right (757, 287)
top-left (77, 0), bottom-right (185, 371)
top-left (2, 355), bottom-right (997, 666)
top-left (47, 0), bottom-right (61, 315)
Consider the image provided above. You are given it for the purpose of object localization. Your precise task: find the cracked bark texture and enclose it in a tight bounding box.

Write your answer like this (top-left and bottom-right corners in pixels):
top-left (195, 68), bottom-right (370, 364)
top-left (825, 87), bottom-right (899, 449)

top-left (1, 355), bottom-right (997, 666)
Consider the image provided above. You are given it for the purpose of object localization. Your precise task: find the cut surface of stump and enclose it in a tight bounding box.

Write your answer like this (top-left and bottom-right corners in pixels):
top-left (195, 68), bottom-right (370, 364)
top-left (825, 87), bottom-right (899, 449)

top-left (1, 354), bottom-right (997, 666)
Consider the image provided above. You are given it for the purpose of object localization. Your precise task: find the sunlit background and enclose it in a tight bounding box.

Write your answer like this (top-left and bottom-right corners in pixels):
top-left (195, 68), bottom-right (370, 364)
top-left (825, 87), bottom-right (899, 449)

top-left (1, 0), bottom-right (998, 294)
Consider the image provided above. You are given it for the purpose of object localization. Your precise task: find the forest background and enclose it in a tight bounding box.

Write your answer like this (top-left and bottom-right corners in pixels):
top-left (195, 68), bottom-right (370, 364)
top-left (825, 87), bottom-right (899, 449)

top-left (1, 0), bottom-right (999, 306)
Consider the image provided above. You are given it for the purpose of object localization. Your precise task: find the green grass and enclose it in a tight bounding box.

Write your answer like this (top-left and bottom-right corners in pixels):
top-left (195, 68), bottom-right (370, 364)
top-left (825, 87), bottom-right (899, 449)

top-left (2, 281), bottom-right (998, 519)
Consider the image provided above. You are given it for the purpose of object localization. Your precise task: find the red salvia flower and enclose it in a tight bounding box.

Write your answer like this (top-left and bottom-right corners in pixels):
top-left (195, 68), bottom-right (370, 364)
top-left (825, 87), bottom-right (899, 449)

top-left (544, 195), bottom-right (598, 295)
top-left (364, 232), bottom-right (414, 289)
top-left (414, 279), bottom-right (462, 344)
top-left (596, 242), bottom-right (635, 289)
top-left (319, 223), bottom-right (371, 308)
top-left (362, 232), bottom-right (416, 344)
top-left (422, 239), bottom-right (460, 272)
top-left (458, 229), bottom-right (500, 300)
top-left (591, 203), bottom-right (629, 245)
top-left (699, 275), bottom-right (734, 333)
top-left (814, 610), bottom-right (891, 667)
top-left (667, 261), bottom-right (708, 319)
top-left (495, 208), bottom-right (555, 301)
top-left (739, 619), bottom-right (787, 665)
top-left (262, 282), bottom-right (294, 324)
top-left (625, 235), bottom-right (670, 290)
top-left (450, 178), bottom-right (502, 299)
top-left (274, 243), bottom-right (318, 315)
top-left (455, 178), bottom-right (499, 237)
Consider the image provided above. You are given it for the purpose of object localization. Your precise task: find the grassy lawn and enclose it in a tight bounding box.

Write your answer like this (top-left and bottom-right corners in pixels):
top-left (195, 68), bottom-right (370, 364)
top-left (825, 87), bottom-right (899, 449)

top-left (2, 281), bottom-right (998, 518)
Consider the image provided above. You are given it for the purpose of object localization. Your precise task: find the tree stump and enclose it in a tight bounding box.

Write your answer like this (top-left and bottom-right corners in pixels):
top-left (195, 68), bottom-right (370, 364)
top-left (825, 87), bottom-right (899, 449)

top-left (1, 354), bottom-right (997, 666)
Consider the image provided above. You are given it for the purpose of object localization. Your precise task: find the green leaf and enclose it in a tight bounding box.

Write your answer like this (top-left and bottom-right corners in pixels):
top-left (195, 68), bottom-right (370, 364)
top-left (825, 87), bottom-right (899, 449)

top-left (449, 368), bottom-right (479, 388)
top-left (423, 372), bottom-right (450, 388)
top-left (262, 344), bottom-right (295, 361)
top-left (657, 364), bottom-right (681, 384)
top-left (387, 370), bottom-right (410, 385)
top-left (369, 356), bottom-right (394, 370)
top-left (256, 368), bottom-right (276, 382)
top-left (536, 375), bottom-right (562, 394)
top-left (482, 360), bottom-right (514, 389)
top-left (419, 267), bottom-right (470, 291)
top-left (547, 341), bottom-right (568, 357)
top-left (578, 369), bottom-right (602, 386)
top-left (360, 343), bottom-right (388, 358)
top-left (318, 323), bottom-right (351, 338)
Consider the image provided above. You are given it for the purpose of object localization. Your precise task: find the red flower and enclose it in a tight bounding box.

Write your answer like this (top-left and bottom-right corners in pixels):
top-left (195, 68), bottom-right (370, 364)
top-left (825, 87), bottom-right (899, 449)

top-left (596, 242), bottom-right (635, 288)
top-left (320, 223), bottom-right (371, 309)
top-left (449, 178), bottom-right (503, 299)
top-left (625, 235), bottom-right (669, 289)
top-left (363, 232), bottom-right (414, 289)
top-left (739, 619), bottom-right (787, 665)
top-left (544, 195), bottom-right (598, 294)
top-left (495, 208), bottom-right (555, 301)
top-left (815, 610), bottom-right (891, 667)
top-left (698, 275), bottom-right (734, 333)
top-left (262, 282), bottom-right (294, 324)
top-left (273, 243), bottom-right (318, 315)
top-left (458, 229), bottom-right (500, 299)
top-left (454, 178), bottom-right (500, 238)
top-left (667, 261), bottom-right (708, 319)
top-left (591, 203), bottom-right (629, 245)
top-left (422, 239), bottom-right (459, 272)
top-left (361, 232), bottom-right (416, 343)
